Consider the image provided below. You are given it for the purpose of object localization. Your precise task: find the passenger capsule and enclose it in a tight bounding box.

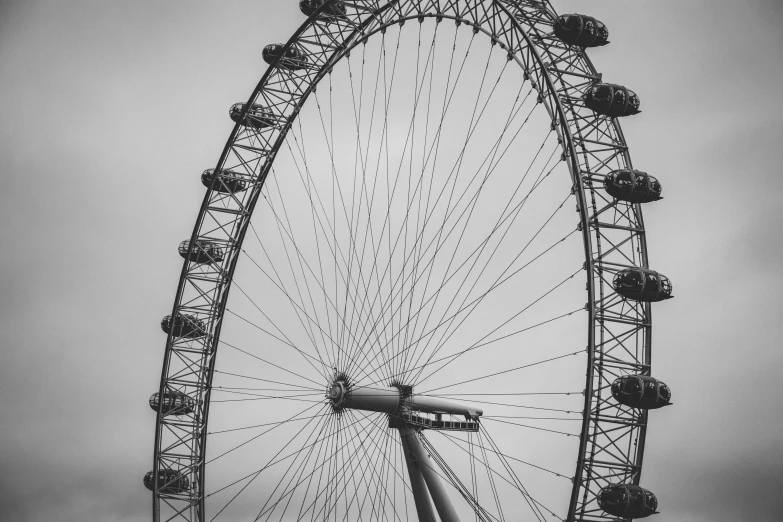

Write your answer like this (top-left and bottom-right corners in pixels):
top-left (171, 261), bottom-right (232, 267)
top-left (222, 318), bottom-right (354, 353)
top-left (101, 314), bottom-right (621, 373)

top-left (584, 83), bottom-right (640, 117)
top-left (604, 169), bottom-right (662, 203)
top-left (612, 268), bottom-right (672, 302)
top-left (201, 169), bottom-right (248, 193)
top-left (598, 484), bottom-right (658, 518)
top-left (299, 0), bottom-right (347, 20)
top-left (178, 240), bottom-right (224, 264)
top-left (149, 390), bottom-right (196, 416)
top-left (161, 313), bottom-right (207, 339)
top-left (611, 375), bottom-right (671, 409)
top-left (229, 103), bottom-right (276, 130)
top-left (553, 14), bottom-right (609, 47)
top-left (143, 469), bottom-right (190, 493)
top-left (263, 44), bottom-right (308, 71)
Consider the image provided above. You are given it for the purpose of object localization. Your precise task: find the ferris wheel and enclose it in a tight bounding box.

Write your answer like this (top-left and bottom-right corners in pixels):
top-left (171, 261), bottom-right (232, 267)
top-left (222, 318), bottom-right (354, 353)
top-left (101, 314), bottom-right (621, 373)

top-left (147, 1), bottom-right (674, 521)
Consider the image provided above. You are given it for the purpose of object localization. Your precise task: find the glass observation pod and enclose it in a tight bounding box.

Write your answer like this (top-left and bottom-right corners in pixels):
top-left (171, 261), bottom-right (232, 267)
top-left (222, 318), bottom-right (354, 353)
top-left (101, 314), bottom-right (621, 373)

top-left (598, 484), bottom-right (658, 518)
top-left (263, 43), bottom-right (308, 70)
top-left (612, 267), bottom-right (673, 302)
top-left (143, 469), bottom-right (190, 494)
top-left (553, 14), bottom-right (609, 47)
top-left (160, 313), bottom-right (207, 339)
top-left (604, 169), bottom-right (663, 203)
top-left (149, 390), bottom-right (196, 416)
top-left (201, 168), bottom-right (249, 193)
top-left (299, 0), bottom-right (347, 20)
top-left (611, 375), bottom-right (672, 409)
top-left (229, 103), bottom-right (276, 130)
top-left (584, 83), bottom-right (640, 117)
top-left (178, 240), bottom-right (225, 264)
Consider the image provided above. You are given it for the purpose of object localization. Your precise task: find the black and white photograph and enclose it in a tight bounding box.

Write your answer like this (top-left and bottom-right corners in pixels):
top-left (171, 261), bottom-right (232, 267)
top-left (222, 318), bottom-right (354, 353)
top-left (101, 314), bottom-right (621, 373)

top-left (1, 1), bottom-right (781, 521)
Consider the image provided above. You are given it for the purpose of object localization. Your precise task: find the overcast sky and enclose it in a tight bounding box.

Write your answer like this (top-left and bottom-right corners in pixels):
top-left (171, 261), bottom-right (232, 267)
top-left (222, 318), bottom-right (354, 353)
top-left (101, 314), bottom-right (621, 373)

top-left (0, 1), bottom-right (781, 521)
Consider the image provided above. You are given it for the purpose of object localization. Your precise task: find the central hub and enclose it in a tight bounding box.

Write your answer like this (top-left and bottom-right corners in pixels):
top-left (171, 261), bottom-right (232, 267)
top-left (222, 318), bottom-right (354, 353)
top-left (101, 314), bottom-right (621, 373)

top-left (325, 374), bottom-right (482, 429)
top-left (327, 379), bottom-right (347, 407)
top-left (326, 374), bottom-right (403, 414)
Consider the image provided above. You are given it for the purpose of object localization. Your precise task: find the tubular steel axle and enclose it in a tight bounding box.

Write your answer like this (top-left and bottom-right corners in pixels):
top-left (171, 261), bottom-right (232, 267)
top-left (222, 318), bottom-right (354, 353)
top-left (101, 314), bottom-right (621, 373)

top-left (327, 383), bottom-right (484, 418)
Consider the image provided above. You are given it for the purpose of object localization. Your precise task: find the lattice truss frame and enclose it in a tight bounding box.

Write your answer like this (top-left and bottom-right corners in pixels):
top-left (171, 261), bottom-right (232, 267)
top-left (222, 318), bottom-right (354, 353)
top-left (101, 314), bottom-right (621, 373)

top-left (152, 1), bottom-right (653, 521)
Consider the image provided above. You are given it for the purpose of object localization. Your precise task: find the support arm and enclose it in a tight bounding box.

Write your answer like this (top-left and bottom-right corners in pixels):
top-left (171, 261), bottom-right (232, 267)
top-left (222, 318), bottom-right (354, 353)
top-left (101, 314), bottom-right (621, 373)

top-left (399, 425), bottom-right (462, 522)
top-left (400, 431), bottom-right (437, 522)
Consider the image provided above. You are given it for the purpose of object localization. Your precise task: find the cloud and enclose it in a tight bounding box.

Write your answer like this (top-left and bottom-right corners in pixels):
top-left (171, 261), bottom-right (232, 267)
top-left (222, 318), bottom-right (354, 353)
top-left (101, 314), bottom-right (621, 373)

top-left (654, 441), bottom-right (783, 522)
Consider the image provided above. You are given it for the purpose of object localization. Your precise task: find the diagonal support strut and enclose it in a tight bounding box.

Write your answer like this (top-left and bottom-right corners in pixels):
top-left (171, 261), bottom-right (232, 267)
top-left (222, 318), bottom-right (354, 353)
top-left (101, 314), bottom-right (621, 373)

top-left (399, 424), bottom-right (462, 522)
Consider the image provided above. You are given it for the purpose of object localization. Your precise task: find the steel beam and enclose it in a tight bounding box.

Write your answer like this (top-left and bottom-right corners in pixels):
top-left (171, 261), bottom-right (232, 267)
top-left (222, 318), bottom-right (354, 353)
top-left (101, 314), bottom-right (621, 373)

top-left (330, 384), bottom-right (483, 419)
top-left (343, 385), bottom-right (401, 413)
top-left (407, 395), bottom-right (483, 418)
top-left (399, 425), bottom-right (462, 522)
top-left (400, 431), bottom-right (437, 522)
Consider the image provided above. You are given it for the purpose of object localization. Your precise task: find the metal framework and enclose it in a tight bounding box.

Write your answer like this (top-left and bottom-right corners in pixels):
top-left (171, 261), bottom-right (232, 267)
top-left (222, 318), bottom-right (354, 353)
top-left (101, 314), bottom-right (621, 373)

top-left (152, 1), bottom-right (657, 521)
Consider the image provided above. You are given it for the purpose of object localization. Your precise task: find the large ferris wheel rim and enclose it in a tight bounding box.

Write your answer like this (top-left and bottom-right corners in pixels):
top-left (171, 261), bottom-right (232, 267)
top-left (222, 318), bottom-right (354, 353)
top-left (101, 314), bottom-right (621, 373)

top-left (152, 1), bottom-right (652, 521)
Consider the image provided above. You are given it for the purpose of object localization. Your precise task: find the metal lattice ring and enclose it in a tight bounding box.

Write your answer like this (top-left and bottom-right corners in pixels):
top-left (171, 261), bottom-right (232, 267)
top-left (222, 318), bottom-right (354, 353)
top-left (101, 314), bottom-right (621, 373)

top-left (149, 2), bottom-right (674, 521)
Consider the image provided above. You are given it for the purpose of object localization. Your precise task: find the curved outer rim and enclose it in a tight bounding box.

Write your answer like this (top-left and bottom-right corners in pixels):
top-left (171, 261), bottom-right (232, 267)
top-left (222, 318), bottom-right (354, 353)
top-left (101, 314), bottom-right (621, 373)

top-left (152, 1), bottom-right (655, 521)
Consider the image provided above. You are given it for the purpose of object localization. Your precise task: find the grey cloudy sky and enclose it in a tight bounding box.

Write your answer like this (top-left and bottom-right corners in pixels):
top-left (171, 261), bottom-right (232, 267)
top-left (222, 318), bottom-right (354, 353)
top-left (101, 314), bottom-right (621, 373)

top-left (0, 0), bottom-right (781, 521)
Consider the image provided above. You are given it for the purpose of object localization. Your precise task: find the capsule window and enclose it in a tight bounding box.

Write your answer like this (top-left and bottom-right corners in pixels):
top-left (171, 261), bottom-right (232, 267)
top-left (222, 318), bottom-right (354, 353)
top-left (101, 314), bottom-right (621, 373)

top-left (635, 174), bottom-right (648, 189)
top-left (613, 88), bottom-right (626, 106)
top-left (623, 378), bottom-right (641, 394)
top-left (629, 489), bottom-right (645, 510)
top-left (644, 490), bottom-right (656, 506)
top-left (615, 171), bottom-right (634, 186)
top-left (606, 487), bottom-right (627, 505)
top-left (622, 270), bottom-right (643, 286)
top-left (593, 84), bottom-right (612, 100)
top-left (628, 92), bottom-right (640, 110)
top-left (643, 381), bottom-right (657, 400)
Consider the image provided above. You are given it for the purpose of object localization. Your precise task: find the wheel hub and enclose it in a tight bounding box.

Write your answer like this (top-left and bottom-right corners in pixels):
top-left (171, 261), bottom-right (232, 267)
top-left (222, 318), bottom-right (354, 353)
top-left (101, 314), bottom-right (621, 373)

top-left (327, 379), bottom-right (347, 407)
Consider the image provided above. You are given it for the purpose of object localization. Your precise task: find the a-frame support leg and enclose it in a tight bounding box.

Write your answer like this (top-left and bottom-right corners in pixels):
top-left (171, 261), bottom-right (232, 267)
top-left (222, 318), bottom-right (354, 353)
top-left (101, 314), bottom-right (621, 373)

top-left (400, 429), bottom-right (437, 522)
top-left (399, 425), bottom-right (462, 522)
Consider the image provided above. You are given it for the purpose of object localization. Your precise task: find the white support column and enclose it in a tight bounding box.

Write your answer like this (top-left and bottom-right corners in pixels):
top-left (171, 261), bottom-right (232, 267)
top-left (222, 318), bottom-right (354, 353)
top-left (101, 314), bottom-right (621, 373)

top-left (400, 431), bottom-right (437, 522)
top-left (399, 425), bottom-right (462, 522)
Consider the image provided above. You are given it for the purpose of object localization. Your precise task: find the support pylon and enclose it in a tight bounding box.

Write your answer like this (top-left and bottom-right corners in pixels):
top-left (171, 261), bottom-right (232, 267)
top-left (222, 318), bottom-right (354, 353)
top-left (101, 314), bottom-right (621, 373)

top-left (399, 424), bottom-right (462, 522)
